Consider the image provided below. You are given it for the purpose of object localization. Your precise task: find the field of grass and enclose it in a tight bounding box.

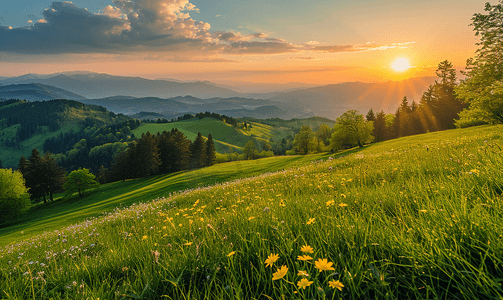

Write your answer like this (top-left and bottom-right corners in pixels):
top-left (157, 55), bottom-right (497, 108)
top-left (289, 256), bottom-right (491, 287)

top-left (132, 118), bottom-right (251, 153)
top-left (0, 152), bottom-right (346, 247)
top-left (1, 124), bottom-right (502, 299)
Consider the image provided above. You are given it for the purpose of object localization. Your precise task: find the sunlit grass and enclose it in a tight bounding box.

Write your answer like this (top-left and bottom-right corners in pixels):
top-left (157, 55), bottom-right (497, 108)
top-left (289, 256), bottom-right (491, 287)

top-left (1, 124), bottom-right (502, 299)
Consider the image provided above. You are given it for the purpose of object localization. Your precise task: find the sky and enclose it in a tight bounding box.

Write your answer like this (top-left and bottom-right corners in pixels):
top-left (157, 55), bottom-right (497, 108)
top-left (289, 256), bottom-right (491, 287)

top-left (0, 0), bottom-right (488, 84)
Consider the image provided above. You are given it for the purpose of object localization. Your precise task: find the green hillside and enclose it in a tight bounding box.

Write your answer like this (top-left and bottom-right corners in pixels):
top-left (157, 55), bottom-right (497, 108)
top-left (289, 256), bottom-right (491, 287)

top-left (1, 124), bottom-right (502, 299)
top-left (132, 118), bottom-right (292, 152)
top-left (0, 100), bottom-right (131, 168)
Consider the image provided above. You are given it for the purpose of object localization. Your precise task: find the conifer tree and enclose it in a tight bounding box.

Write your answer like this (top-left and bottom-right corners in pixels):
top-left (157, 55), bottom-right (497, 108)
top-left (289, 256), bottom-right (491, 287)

top-left (190, 132), bottom-right (206, 168)
top-left (205, 133), bottom-right (216, 167)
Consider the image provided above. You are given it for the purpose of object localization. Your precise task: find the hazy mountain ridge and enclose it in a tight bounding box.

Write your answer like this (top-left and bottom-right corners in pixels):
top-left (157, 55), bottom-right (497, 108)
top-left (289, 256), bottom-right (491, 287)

top-left (0, 72), bottom-right (438, 120)
top-left (269, 77), bottom-right (438, 120)
top-left (0, 83), bottom-right (87, 101)
top-left (0, 72), bottom-right (243, 99)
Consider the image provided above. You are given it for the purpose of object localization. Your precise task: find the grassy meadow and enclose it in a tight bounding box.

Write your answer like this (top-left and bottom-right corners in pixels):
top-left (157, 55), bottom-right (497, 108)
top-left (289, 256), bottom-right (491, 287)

top-left (131, 118), bottom-right (293, 153)
top-left (1, 124), bottom-right (503, 299)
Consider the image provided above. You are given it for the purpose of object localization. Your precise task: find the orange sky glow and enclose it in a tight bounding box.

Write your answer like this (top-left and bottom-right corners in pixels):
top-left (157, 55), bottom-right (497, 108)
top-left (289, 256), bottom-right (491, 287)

top-left (0, 0), bottom-right (486, 84)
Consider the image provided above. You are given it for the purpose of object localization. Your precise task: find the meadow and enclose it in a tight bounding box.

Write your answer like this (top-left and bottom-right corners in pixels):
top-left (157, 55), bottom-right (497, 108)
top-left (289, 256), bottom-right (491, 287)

top-left (1, 124), bottom-right (502, 299)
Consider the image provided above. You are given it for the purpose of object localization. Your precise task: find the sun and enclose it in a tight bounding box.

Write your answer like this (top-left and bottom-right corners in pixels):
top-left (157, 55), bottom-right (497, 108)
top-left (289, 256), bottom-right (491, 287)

top-left (391, 58), bottom-right (411, 72)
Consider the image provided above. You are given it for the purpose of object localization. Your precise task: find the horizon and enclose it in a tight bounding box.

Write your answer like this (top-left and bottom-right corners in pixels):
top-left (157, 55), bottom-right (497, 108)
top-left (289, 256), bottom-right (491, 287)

top-left (0, 0), bottom-right (486, 84)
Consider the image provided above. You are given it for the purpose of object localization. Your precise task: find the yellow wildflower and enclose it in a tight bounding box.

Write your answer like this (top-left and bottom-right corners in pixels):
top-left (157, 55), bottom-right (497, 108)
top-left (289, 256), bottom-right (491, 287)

top-left (326, 200), bottom-right (335, 207)
top-left (272, 265), bottom-right (288, 281)
top-left (142, 236), bottom-right (148, 240)
top-left (183, 242), bottom-right (193, 246)
top-left (297, 278), bottom-right (313, 289)
top-left (329, 279), bottom-right (344, 291)
top-left (338, 203), bottom-right (348, 207)
top-left (297, 270), bottom-right (309, 277)
top-left (248, 216), bottom-right (255, 221)
top-left (300, 245), bottom-right (314, 253)
top-left (306, 218), bottom-right (315, 225)
top-left (227, 251), bottom-right (236, 257)
top-left (315, 258), bottom-right (335, 272)
top-left (297, 255), bottom-right (313, 261)
top-left (264, 253), bottom-right (279, 267)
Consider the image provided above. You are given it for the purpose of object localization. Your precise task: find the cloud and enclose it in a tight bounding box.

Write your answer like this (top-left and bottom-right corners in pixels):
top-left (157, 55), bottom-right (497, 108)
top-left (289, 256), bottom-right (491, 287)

top-left (0, 1), bottom-right (211, 54)
top-left (307, 42), bottom-right (415, 53)
top-left (0, 1), bottom-right (416, 59)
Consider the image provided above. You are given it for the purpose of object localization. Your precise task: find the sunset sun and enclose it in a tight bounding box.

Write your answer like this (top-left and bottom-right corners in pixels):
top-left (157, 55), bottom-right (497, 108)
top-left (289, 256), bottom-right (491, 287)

top-left (391, 58), bottom-right (411, 72)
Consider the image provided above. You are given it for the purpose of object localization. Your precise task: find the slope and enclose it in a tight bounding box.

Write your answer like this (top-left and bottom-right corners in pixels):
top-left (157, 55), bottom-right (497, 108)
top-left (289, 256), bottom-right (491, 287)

top-left (0, 100), bottom-right (130, 168)
top-left (0, 124), bottom-right (501, 299)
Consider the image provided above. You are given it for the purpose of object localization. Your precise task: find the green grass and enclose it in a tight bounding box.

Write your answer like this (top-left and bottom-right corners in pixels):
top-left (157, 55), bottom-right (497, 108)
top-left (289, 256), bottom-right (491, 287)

top-left (132, 118), bottom-right (293, 153)
top-left (1, 124), bottom-right (503, 299)
top-left (0, 152), bottom-right (349, 247)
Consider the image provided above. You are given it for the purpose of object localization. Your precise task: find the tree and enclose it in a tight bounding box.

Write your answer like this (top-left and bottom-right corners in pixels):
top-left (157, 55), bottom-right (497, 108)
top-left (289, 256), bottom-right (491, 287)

top-left (315, 124), bottom-right (332, 146)
top-left (243, 139), bottom-right (257, 159)
top-left (420, 60), bottom-right (465, 130)
top-left (41, 152), bottom-right (66, 202)
top-left (366, 108), bottom-right (376, 122)
top-left (129, 132), bottom-right (160, 177)
top-left (373, 110), bottom-right (387, 142)
top-left (205, 133), bottom-right (216, 167)
top-left (293, 125), bottom-right (314, 154)
top-left (25, 149), bottom-right (46, 202)
top-left (455, 1), bottom-right (503, 124)
top-left (189, 132), bottom-right (206, 168)
top-left (330, 110), bottom-right (374, 150)
top-left (0, 169), bottom-right (31, 221)
top-left (63, 168), bottom-right (99, 198)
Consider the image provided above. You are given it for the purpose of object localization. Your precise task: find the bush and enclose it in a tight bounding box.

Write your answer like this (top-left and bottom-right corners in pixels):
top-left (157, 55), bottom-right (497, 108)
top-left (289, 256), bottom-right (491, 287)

top-left (0, 169), bottom-right (31, 221)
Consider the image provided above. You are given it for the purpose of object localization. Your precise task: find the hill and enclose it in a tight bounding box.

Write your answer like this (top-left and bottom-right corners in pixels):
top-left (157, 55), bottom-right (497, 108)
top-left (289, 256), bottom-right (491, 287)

top-left (0, 99), bottom-right (130, 168)
top-left (0, 83), bottom-right (87, 101)
top-left (81, 95), bottom-right (299, 119)
top-left (131, 116), bottom-right (334, 153)
top-left (0, 72), bottom-right (243, 99)
top-left (0, 124), bottom-right (501, 298)
top-left (269, 77), bottom-right (437, 119)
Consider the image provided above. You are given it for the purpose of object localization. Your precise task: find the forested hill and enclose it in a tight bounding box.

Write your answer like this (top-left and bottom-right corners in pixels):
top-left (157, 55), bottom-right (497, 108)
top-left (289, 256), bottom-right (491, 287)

top-left (0, 99), bottom-right (131, 168)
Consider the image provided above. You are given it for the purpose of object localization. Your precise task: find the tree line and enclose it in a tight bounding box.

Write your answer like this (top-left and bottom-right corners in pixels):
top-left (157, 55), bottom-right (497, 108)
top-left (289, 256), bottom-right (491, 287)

top-left (140, 111), bottom-right (239, 127)
top-left (98, 129), bottom-right (216, 183)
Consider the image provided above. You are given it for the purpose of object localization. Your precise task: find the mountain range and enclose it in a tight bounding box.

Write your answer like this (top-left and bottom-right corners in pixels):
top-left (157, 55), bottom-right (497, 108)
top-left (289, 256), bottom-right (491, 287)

top-left (0, 72), bottom-right (438, 120)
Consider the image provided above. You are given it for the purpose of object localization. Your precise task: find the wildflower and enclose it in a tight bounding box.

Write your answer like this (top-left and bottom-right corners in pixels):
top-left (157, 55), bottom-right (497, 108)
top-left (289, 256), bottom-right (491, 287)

top-left (300, 245), bottom-right (314, 253)
top-left (184, 242), bottom-right (193, 246)
top-left (315, 258), bottom-right (335, 272)
top-left (297, 278), bottom-right (313, 289)
top-left (419, 209), bottom-right (427, 213)
top-left (338, 203), bottom-right (348, 207)
top-left (264, 253), bottom-right (279, 267)
top-left (248, 216), bottom-right (255, 221)
top-left (297, 270), bottom-right (309, 277)
top-left (326, 200), bottom-right (335, 207)
top-left (142, 236), bottom-right (148, 240)
top-left (227, 251), bottom-right (236, 257)
top-left (151, 250), bottom-right (160, 263)
top-left (297, 255), bottom-right (313, 261)
top-left (306, 218), bottom-right (315, 225)
top-left (272, 265), bottom-right (288, 280)
top-left (329, 279), bottom-right (344, 291)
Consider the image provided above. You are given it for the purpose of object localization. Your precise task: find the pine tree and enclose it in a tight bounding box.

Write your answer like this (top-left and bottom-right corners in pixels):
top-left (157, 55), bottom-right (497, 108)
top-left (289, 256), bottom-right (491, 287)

top-left (41, 152), bottom-right (66, 202)
top-left (190, 132), bottom-right (206, 168)
top-left (205, 133), bottom-right (216, 167)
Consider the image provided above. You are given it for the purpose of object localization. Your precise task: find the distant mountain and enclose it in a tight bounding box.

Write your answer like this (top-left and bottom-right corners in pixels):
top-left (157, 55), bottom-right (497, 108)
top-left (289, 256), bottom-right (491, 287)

top-left (0, 72), bottom-right (243, 99)
top-left (269, 77), bottom-right (437, 120)
top-left (80, 95), bottom-right (295, 118)
top-left (0, 83), bottom-right (87, 101)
